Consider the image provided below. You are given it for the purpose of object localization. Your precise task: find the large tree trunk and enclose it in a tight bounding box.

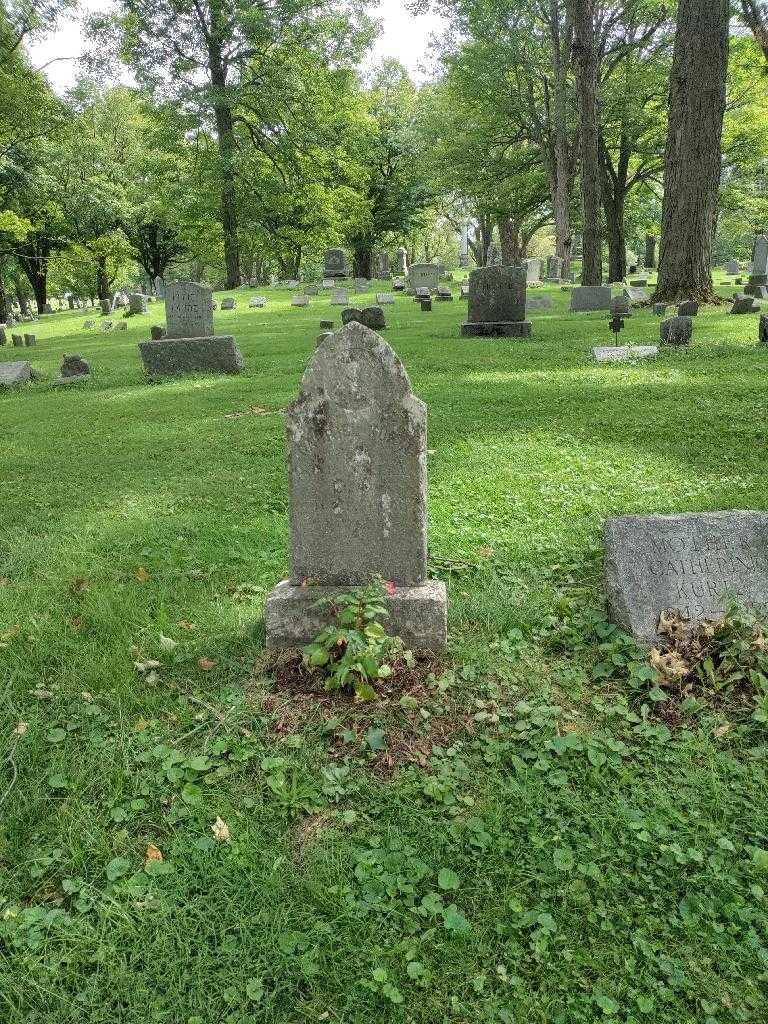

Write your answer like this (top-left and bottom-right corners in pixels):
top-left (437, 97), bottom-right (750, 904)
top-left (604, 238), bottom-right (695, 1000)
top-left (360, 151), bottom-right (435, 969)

top-left (17, 240), bottom-right (49, 313)
top-left (0, 258), bottom-right (9, 324)
top-left (498, 216), bottom-right (524, 266)
top-left (654, 0), bottom-right (729, 303)
top-left (549, 0), bottom-right (575, 267)
top-left (96, 253), bottom-right (110, 301)
top-left (469, 215), bottom-right (493, 266)
top-left (570, 0), bottom-right (602, 285)
top-left (352, 246), bottom-right (373, 278)
top-left (15, 284), bottom-right (29, 315)
top-left (599, 131), bottom-right (629, 283)
top-left (207, 26), bottom-right (241, 289)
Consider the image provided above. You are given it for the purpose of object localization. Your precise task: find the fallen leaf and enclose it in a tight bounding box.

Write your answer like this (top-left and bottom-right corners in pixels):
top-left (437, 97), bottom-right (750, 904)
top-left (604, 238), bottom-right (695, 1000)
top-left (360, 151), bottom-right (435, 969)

top-left (135, 566), bottom-right (151, 582)
top-left (31, 687), bottom-right (53, 700)
top-left (13, 722), bottom-right (28, 736)
top-left (145, 670), bottom-right (160, 686)
top-left (159, 634), bottom-right (177, 653)
top-left (81, 692), bottom-right (93, 701)
top-left (177, 619), bottom-right (197, 631)
top-left (650, 648), bottom-right (690, 682)
top-left (70, 616), bottom-right (83, 631)
top-left (211, 817), bottom-right (231, 843)
top-left (198, 657), bottom-right (217, 671)
top-left (134, 719), bottom-right (149, 732)
top-left (478, 546), bottom-right (495, 557)
top-left (70, 577), bottom-right (90, 595)
top-left (144, 844), bottom-right (163, 863)
top-left (0, 577), bottom-right (10, 586)
top-left (714, 723), bottom-right (732, 739)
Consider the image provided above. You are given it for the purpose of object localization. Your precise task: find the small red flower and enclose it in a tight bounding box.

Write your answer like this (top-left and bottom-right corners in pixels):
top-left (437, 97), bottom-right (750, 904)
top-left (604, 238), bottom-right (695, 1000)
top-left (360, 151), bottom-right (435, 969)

top-left (384, 580), bottom-right (397, 596)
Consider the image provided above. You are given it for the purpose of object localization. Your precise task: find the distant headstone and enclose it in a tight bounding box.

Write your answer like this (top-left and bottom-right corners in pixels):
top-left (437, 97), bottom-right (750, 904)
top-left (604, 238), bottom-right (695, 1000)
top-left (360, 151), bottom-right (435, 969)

top-left (139, 280), bottom-right (244, 378)
top-left (570, 286), bottom-right (612, 312)
top-left (592, 345), bottom-right (657, 363)
top-left (166, 282), bottom-right (214, 338)
top-left (220, 297), bottom-right (236, 310)
top-left (12, 334), bottom-right (23, 347)
top-left (24, 333), bottom-right (36, 346)
top-left (525, 258), bottom-right (541, 284)
top-left (100, 299), bottom-right (112, 315)
top-left (128, 294), bottom-right (148, 315)
top-left (291, 295), bottom-right (310, 307)
top-left (745, 235), bottom-right (768, 296)
top-left (611, 295), bottom-right (631, 316)
top-left (408, 264), bottom-right (440, 294)
top-left (460, 284), bottom-right (469, 299)
top-left (725, 260), bottom-right (740, 275)
top-left (629, 278), bottom-right (648, 288)
top-left (604, 511), bottom-right (768, 645)
top-left (0, 361), bottom-right (32, 387)
top-left (154, 275), bottom-right (165, 298)
top-left (117, 322), bottom-right (127, 331)
top-left (249, 297), bottom-right (266, 308)
top-left (376, 292), bottom-right (395, 304)
top-left (730, 295), bottom-right (760, 315)
top-left (677, 300), bottom-right (699, 317)
top-left (330, 289), bottom-right (350, 306)
top-left (653, 303), bottom-right (667, 317)
top-left (414, 287), bottom-right (431, 302)
top-left (323, 248), bottom-right (350, 279)
top-left (264, 321), bottom-right (447, 650)
top-left (101, 321), bottom-right (114, 332)
top-left (546, 255), bottom-right (563, 280)
top-left (420, 297), bottom-right (433, 311)
top-left (394, 246), bottom-right (408, 276)
top-left (304, 285), bottom-right (319, 296)
top-left (461, 266), bottom-right (532, 338)
top-left (436, 285), bottom-right (454, 301)
top-left (392, 277), bottom-right (406, 292)
top-left (376, 252), bottom-right (390, 278)
top-left (660, 315), bottom-right (693, 345)
top-left (321, 279), bottom-right (335, 289)
top-left (527, 296), bottom-right (553, 311)
top-left (341, 307), bottom-right (363, 325)
top-left (60, 354), bottom-right (90, 377)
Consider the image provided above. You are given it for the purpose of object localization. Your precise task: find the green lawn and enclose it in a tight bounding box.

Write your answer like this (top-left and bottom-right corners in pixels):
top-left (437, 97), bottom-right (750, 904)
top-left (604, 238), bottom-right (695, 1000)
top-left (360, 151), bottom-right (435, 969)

top-left (2, 279), bottom-right (768, 1023)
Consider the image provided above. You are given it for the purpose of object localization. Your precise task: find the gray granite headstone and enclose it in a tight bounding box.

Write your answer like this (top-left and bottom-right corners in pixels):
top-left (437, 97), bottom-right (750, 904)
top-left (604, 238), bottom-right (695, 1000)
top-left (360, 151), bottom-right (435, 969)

top-left (24, 333), bottom-right (36, 346)
top-left (394, 247), bottom-right (408, 275)
top-left (461, 266), bottom-right (532, 338)
top-left (525, 258), bottom-right (541, 284)
top-left (730, 295), bottom-right (760, 315)
top-left (570, 286), bottom-right (612, 312)
top-left (677, 300), bottom-right (699, 317)
top-left (660, 315), bottom-right (693, 345)
top-left (605, 511), bottom-right (768, 645)
top-left (408, 264), bottom-right (440, 294)
top-left (265, 321), bottom-right (447, 650)
top-left (376, 293), bottom-right (395, 304)
top-left (128, 294), bottom-right (147, 315)
top-left (220, 297), bottom-right (236, 310)
top-left (166, 282), bottom-right (214, 338)
top-left (249, 296), bottom-right (266, 308)
top-left (291, 295), bottom-right (310, 307)
top-left (12, 334), bottom-right (23, 347)
top-left (745, 235), bottom-right (768, 296)
top-left (330, 289), bottom-right (350, 306)
top-left (323, 248), bottom-right (349, 278)
top-left (725, 260), bottom-right (740, 275)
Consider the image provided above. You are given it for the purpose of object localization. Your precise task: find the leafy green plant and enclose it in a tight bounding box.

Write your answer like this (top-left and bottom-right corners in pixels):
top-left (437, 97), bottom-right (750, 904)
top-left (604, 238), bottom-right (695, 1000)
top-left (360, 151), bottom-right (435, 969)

top-left (302, 582), bottom-right (414, 699)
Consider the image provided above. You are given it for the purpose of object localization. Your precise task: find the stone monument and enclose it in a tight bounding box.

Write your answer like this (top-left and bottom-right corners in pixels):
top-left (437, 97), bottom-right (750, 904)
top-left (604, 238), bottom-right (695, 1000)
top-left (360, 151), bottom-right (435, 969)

top-left (604, 511), bottom-right (768, 645)
top-left (394, 247), bottom-right (408, 276)
top-left (570, 286), bottom-right (612, 312)
top-left (323, 248), bottom-right (350, 279)
top-left (265, 321), bottom-right (447, 650)
top-left (138, 281), bottom-right (244, 377)
top-left (408, 264), bottom-right (440, 294)
top-left (461, 266), bottom-right (532, 338)
top-left (745, 235), bottom-right (768, 297)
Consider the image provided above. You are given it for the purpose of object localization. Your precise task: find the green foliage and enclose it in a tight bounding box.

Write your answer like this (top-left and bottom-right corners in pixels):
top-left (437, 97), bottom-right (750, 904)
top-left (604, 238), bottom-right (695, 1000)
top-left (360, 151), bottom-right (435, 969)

top-left (302, 581), bottom-right (414, 699)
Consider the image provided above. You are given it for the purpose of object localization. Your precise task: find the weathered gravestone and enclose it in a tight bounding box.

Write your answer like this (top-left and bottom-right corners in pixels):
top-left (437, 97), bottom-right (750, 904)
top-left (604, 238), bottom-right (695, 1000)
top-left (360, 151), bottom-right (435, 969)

top-left (264, 321), bottom-right (447, 650)
top-left (54, 354), bottom-right (91, 386)
top-left (592, 345), bottom-right (657, 364)
top-left (220, 297), bottom-right (236, 310)
top-left (330, 288), bottom-right (350, 306)
top-left (376, 251), bottom-right (390, 278)
top-left (154, 275), bottom-right (165, 298)
top-left (0, 361), bottom-right (32, 387)
top-left (341, 306), bottom-right (386, 330)
top-left (420, 297), bottom-right (433, 312)
top-left (604, 511), bottom-right (768, 645)
top-left (12, 334), bottom-right (23, 347)
top-left (677, 300), bottom-right (699, 317)
top-left (24, 333), bottom-right (36, 346)
top-left (249, 297), bottom-right (266, 308)
top-left (291, 295), bottom-right (310, 307)
top-left (321, 279), bottom-right (335, 289)
top-left (304, 285), bottom-right (319, 296)
top-left (139, 281), bottom-right (244, 378)
top-left (128, 294), bottom-right (147, 315)
top-left (731, 295), bottom-right (760, 315)
top-left (323, 248), bottom-right (350, 279)
top-left (660, 315), bottom-right (693, 345)
top-left (461, 266), bottom-right (532, 338)
top-left (745, 235), bottom-right (768, 297)
top-left (392, 277), bottom-right (406, 292)
top-left (376, 292), bottom-right (395, 304)
top-left (436, 284), bottom-right (454, 301)
top-left (570, 286), bottom-right (612, 312)
top-left (394, 246), bottom-right (408, 276)
top-left (546, 255), bottom-right (563, 280)
top-left (525, 258), bottom-right (542, 284)
top-left (653, 303), bottom-right (667, 317)
top-left (408, 264), bottom-right (440, 295)
top-left (413, 287), bottom-right (431, 302)
top-left (725, 260), bottom-right (740, 275)
top-left (527, 296), bottom-right (553, 311)
top-left (611, 295), bottom-right (631, 316)
top-left (100, 299), bottom-right (111, 315)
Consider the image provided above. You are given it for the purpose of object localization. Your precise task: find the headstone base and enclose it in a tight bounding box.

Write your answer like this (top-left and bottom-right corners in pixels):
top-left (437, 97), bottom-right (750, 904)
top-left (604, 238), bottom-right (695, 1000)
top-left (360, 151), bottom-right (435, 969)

top-left (592, 345), bottom-right (658, 363)
top-left (745, 276), bottom-right (768, 297)
top-left (461, 321), bottom-right (533, 338)
top-left (265, 579), bottom-right (448, 652)
top-left (139, 335), bottom-right (245, 377)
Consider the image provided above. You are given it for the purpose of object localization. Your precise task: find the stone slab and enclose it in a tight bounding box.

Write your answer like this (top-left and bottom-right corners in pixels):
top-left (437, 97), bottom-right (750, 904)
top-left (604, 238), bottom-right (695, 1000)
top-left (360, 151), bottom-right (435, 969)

top-left (0, 361), bottom-right (32, 386)
top-left (265, 580), bottom-right (447, 652)
top-left (592, 345), bottom-right (658, 363)
top-left (604, 511), bottom-right (768, 645)
top-left (138, 336), bottom-right (244, 377)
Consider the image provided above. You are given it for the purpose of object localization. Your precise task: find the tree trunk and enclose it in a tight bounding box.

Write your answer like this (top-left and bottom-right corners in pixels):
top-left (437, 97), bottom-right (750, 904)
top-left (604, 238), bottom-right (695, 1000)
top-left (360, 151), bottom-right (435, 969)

top-left (570, 0), bottom-right (602, 285)
top-left (207, 20), bottom-right (241, 289)
top-left (15, 284), bottom-right (29, 315)
top-left (498, 216), bottom-right (524, 266)
top-left (549, 0), bottom-right (574, 267)
top-left (0, 259), bottom-right (9, 324)
top-left (96, 253), bottom-right (110, 301)
top-left (599, 131), bottom-right (629, 283)
top-left (644, 234), bottom-right (657, 269)
top-left (654, 0), bottom-right (729, 303)
top-left (17, 239), bottom-right (49, 313)
top-left (352, 247), bottom-right (373, 278)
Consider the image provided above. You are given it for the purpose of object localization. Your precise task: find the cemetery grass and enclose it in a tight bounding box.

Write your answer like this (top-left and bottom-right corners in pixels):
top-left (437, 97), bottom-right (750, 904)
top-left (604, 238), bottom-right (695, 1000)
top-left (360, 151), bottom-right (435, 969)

top-left (2, 281), bottom-right (768, 1023)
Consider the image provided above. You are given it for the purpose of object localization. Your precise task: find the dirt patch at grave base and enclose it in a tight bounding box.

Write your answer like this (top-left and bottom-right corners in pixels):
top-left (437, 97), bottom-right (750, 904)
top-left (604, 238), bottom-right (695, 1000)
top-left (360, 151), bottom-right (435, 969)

top-left (251, 650), bottom-right (470, 775)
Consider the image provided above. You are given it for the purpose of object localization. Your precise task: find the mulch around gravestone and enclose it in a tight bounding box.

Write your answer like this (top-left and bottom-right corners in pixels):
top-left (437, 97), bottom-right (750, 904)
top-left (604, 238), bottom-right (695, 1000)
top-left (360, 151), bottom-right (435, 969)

top-left (253, 649), bottom-right (467, 775)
